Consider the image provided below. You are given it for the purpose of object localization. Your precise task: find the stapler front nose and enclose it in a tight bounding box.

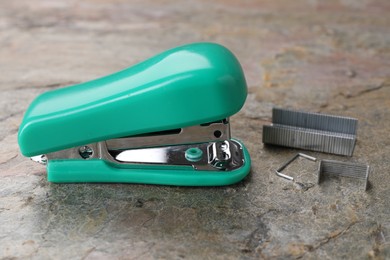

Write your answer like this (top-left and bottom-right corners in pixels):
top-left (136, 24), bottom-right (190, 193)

top-left (18, 42), bottom-right (251, 186)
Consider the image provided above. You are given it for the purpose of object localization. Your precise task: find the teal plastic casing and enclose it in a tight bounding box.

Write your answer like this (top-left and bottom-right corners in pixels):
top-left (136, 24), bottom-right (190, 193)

top-left (18, 42), bottom-right (251, 186)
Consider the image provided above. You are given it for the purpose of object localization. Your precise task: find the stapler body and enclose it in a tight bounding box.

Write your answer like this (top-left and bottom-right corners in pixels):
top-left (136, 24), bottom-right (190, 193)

top-left (18, 42), bottom-right (251, 186)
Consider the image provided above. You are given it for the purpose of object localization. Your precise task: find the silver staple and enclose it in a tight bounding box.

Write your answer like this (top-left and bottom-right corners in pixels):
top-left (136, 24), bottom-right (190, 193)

top-left (275, 153), bottom-right (317, 181)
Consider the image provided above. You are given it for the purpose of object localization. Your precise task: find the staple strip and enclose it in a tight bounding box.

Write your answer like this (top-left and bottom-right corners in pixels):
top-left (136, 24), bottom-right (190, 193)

top-left (263, 125), bottom-right (356, 156)
top-left (318, 160), bottom-right (369, 191)
top-left (272, 108), bottom-right (358, 135)
top-left (263, 108), bottom-right (358, 156)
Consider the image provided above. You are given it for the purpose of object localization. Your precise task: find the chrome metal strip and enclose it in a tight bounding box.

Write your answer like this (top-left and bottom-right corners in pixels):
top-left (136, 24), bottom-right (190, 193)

top-left (106, 119), bottom-right (230, 150)
top-left (44, 139), bottom-right (245, 172)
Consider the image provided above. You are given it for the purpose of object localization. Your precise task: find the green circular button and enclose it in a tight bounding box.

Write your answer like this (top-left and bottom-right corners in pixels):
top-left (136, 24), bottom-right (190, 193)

top-left (185, 148), bottom-right (203, 162)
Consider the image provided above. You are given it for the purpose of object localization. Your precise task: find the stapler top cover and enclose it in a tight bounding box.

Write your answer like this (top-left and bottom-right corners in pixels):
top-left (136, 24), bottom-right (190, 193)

top-left (18, 43), bottom-right (247, 157)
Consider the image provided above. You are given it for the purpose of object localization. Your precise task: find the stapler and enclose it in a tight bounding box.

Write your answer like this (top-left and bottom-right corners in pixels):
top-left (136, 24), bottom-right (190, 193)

top-left (18, 42), bottom-right (251, 186)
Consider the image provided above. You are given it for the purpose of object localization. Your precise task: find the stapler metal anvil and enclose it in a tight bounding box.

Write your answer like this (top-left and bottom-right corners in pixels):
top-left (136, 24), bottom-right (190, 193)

top-left (18, 42), bottom-right (251, 186)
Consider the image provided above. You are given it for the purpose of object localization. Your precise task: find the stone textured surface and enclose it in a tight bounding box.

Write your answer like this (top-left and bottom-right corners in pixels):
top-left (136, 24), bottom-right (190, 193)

top-left (1, 0), bottom-right (389, 259)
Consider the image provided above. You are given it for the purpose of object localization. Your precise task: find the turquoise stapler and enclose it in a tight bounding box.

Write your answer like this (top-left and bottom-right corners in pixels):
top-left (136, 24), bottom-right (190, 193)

top-left (18, 42), bottom-right (251, 186)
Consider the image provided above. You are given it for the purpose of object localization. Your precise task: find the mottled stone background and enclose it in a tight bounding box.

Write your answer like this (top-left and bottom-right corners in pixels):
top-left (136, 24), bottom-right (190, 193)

top-left (0, 0), bottom-right (389, 259)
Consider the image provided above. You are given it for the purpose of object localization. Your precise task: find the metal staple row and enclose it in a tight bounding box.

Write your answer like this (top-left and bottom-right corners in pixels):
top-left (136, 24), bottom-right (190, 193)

top-left (263, 108), bottom-right (358, 156)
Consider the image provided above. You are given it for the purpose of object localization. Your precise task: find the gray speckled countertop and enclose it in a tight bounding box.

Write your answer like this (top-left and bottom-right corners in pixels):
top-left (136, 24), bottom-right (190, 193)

top-left (1, 0), bottom-right (389, 259)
